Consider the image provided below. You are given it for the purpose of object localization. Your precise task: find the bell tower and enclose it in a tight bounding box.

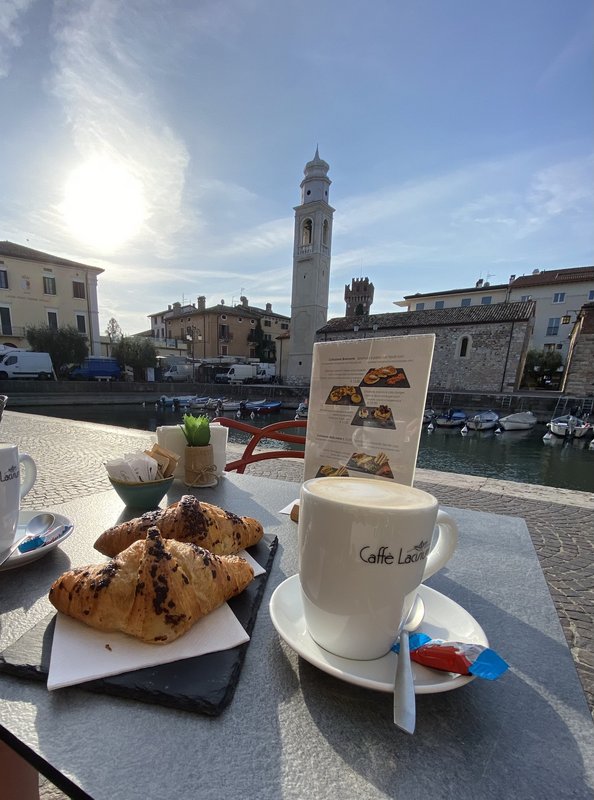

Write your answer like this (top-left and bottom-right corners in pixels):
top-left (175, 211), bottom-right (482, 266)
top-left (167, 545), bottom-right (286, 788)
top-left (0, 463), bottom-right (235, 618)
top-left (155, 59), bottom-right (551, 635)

top-left (287, 148), bottom-right (335, 382)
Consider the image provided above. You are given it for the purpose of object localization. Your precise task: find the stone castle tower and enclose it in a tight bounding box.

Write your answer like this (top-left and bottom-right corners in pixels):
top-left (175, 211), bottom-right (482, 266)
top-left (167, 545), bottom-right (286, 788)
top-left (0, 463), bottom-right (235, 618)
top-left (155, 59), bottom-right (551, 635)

top-left (287, 148), bottom-right (335, 382)
top-left (345, 277), bottom-right (374, 318)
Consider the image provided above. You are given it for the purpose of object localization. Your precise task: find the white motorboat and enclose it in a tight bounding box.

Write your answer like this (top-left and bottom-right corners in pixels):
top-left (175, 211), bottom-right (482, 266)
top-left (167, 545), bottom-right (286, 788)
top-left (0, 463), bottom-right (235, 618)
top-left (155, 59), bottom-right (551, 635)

top-left (423, 408), bottom-right (436, 424)
top-left (295, 401), bottom-right (309, 420)
top-left (547, 415), bottom-right (592, 439)
top-left (433, 409), bottom-right (467, 428)
top-left (159, 395), bottom-right (208, 408)
top-left (466, 410), bottom-right (499, 431)
top-left (203, 397), bottom-right (243, 412)
top-left (498, 411), bottom-right (538, 431)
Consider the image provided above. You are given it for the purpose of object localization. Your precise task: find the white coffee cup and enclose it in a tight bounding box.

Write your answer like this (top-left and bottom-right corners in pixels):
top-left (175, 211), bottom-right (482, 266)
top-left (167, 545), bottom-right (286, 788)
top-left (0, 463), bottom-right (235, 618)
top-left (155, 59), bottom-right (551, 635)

top-left (298, 477), bottom-right (458, 660)
top-left (0, 444), bottom-right (37, 553)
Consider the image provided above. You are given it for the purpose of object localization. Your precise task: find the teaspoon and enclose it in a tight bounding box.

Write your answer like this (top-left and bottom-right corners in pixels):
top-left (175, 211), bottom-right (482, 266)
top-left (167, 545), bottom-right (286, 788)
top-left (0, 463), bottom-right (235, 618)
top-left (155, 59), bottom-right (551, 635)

top-left (393, 594), bottom-right (425, 734)
top-left (0, 513), bottom-right (56, 566)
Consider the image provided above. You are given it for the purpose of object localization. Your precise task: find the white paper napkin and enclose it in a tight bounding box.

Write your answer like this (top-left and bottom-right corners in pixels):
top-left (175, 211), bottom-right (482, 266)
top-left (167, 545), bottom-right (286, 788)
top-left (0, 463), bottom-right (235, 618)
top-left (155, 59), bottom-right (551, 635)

top-left (280, 499), bottom-right (299, 515)
top-left (48, 549), bottom-right (265, 690)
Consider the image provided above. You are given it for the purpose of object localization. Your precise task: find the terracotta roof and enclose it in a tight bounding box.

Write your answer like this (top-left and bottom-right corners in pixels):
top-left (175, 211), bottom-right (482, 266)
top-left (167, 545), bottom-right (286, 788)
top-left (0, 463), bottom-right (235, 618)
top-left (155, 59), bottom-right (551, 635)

top-left (317, 301), bottom-right (535, 334)
top-left (233, 304), bottom-right (290, 320)
top-left (403, 282), bottom-right (507, 300)
top-left (151, 303), bottom-right (290, 321)
top-left (509, 266), bottom-right (594, 288)
top-left (0, 241), bottom-right (104, 273)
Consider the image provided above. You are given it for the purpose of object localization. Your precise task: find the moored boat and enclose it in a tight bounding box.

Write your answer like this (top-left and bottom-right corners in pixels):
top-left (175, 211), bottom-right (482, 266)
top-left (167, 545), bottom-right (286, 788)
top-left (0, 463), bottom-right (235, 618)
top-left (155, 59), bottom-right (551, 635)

top-left (423, 408), bottom-right (435, 424)
top-left (295, 400), bottom-right (309, 420)
top-left (547, 415), bottom-right (592, 439)
top-left (466, 410), bottom-right (499, 431)
top-left (434, 408), bottom-right (467, 428)
top-left (159, 395), bottom-right (208, 408)
top-left (202, 397), bottom-right (243, 412)
top-left (243, 399), bottom-right (283, 414)
top-left (498, 411), bottom-right (537, 431)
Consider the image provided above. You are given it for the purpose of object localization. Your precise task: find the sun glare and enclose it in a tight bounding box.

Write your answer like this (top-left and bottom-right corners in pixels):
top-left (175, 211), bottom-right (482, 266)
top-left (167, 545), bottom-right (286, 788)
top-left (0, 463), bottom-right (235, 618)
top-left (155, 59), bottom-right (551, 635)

top-left (62, 157), bottom-right (146, 250)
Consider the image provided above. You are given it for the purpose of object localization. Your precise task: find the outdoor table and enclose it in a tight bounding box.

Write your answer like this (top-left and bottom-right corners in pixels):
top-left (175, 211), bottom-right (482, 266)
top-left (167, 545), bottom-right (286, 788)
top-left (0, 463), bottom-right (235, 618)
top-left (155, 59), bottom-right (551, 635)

top-left (0, 472), bottom-right (593, 799)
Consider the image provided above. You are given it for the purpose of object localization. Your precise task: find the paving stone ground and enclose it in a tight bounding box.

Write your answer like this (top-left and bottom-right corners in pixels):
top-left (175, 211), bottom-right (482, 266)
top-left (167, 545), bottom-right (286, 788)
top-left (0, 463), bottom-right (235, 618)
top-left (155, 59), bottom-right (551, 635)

top-left (1, 411), bottom-right (592, 799)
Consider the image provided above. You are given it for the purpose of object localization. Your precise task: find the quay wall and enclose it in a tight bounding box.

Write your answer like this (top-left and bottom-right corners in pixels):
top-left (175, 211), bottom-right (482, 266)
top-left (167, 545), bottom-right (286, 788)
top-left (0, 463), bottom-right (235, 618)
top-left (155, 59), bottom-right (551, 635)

top-left (0, 380), bottom-right (590, 422)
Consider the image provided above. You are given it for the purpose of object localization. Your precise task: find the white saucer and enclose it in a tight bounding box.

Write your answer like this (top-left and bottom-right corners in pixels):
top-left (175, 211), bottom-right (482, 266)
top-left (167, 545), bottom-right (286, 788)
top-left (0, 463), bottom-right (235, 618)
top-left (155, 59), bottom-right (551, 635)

top-left (269, 575), bottom-right (488, 694)
top-left (0, 511), bottom-right (74, 572)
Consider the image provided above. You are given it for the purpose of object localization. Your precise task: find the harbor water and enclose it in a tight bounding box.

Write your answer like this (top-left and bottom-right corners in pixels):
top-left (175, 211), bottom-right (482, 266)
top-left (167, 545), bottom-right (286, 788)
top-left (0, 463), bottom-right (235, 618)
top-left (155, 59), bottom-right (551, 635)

top-left (14, 404), bottom-right (594, 494)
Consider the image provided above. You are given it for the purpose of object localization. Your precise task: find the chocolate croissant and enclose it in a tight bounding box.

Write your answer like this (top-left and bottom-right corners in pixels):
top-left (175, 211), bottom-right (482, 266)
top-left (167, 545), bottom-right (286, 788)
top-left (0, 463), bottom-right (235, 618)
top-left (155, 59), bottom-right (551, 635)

top-left (49, 529), bottom-right (254, 644)
top-left (94, 494), bottom-right (263, 558)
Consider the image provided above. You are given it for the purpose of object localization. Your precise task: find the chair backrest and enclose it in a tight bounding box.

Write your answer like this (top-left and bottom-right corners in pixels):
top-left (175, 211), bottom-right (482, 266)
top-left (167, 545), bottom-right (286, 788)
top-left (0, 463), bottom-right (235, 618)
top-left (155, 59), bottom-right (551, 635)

top-left (212, 417), bottom-right (306, 474)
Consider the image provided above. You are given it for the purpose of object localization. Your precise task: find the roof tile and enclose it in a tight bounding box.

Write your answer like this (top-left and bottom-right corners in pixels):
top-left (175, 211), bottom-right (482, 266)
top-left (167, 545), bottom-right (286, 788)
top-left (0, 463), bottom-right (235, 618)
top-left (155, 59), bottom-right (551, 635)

top-left (318, 301), bottom-right (535, 334)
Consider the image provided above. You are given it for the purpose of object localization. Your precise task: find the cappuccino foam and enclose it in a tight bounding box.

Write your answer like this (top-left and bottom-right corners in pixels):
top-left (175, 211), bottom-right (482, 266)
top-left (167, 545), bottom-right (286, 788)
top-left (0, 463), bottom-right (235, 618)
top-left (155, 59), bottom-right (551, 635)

top-left (304, 477), bottom-right (434, 510)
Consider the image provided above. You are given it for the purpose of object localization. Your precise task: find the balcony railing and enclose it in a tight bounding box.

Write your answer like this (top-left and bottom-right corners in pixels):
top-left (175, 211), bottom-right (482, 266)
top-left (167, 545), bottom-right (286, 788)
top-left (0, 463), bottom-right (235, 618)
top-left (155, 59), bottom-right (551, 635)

top-left (297, 245), bottom-right (312, 256)
top-left (0, 325), bottom-right (26, 338)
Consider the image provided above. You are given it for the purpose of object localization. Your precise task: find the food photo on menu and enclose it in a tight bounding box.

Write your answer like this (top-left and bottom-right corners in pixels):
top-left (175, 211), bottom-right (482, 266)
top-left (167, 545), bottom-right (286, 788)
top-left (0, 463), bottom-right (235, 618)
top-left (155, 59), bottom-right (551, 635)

top-left (351, 405), bottom-right (396, 430)
top-left (360, 365), bottom-right (410, 388)
top-left (345, 451), bottom-right (394, 479)
top-left (315, 465), bottom-right (350, 478)
top-left (325, 385), bottom-right (364, 405)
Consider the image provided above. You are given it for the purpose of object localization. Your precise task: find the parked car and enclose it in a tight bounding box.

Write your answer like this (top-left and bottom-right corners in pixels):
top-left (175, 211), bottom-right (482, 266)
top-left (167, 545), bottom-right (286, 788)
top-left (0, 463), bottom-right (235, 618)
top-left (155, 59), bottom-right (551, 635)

top-left (0, 350), bottom-right (54, 380)
top-left (69, 357), bottom-right (121, 381)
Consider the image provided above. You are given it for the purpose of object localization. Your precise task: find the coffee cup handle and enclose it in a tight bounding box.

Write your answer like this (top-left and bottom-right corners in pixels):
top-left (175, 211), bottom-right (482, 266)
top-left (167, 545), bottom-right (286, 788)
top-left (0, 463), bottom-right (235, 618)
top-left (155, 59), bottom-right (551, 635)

top-left (18, 454), bottom-right (37, 500)
top-left (421, 510), bottom-right (458, 582)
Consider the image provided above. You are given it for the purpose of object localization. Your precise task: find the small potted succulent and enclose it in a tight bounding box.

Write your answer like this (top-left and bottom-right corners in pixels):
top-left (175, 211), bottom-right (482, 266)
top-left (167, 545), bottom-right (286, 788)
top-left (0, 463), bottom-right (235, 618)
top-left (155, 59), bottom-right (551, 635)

top-left (180, 414), bottom-right (217, 487)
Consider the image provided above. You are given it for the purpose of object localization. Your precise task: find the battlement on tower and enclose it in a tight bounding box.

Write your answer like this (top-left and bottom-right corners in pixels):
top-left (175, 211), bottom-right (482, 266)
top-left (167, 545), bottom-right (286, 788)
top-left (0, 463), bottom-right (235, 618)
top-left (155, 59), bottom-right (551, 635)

top-left (345, 277), bottom-right (374, 318)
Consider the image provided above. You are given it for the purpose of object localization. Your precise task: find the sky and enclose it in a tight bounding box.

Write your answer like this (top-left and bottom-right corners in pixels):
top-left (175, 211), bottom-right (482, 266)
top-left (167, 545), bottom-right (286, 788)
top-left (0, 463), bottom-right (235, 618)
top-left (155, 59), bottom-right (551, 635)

top-left (1, 0), bottom-right (592, 335)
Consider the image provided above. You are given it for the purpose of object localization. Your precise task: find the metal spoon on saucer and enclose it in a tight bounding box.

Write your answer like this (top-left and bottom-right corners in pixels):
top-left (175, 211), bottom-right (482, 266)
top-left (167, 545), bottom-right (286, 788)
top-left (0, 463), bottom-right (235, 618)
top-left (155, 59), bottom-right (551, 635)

top-left (393, 594), bottom-right (425, 734)
top-left (0, 513), bottom-right (56, 567)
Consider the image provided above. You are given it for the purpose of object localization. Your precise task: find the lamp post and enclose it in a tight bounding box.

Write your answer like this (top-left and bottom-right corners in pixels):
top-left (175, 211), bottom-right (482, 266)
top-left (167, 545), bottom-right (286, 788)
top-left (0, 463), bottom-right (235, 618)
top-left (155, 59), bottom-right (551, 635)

top-left (195, 330), bottom-right (203, 382)
top-left (186, 332), bottom-right (194, 382)
top-left (187, 326), bottom-right (204, 383)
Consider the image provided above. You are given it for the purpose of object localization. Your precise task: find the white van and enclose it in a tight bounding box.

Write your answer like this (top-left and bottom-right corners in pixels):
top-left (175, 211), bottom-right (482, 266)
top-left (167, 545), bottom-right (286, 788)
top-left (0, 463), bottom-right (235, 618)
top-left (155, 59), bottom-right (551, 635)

top-left (163, 364), bottom-right (194, 382)
top-left (0, 350), bottom-right (55, 380)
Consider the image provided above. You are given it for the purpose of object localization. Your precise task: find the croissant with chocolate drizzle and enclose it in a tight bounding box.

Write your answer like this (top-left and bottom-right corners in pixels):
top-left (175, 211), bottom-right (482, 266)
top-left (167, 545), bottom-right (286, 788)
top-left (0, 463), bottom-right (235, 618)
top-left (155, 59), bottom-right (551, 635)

top-left (49, 528), bottom-right (254, 644)
top-left (94, 494), bottom-right (263, 558)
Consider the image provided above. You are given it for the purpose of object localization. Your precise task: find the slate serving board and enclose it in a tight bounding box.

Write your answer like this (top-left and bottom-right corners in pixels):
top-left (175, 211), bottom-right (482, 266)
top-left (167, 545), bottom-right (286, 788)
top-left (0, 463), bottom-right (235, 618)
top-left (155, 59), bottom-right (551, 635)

top-left (0, 535), bottom-right (277, 716)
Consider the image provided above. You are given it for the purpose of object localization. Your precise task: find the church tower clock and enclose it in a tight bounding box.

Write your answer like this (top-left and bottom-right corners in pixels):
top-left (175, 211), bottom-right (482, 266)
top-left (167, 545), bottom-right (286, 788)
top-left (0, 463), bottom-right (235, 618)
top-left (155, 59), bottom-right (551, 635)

top-left (287, 148), bottom-right (334, 382)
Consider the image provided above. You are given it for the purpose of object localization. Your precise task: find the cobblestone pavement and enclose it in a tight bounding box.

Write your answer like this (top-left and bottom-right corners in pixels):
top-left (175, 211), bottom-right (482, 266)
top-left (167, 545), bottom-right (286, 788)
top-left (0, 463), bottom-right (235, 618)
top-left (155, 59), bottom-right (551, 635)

top-left (1, 411), bottom-right (592, 799)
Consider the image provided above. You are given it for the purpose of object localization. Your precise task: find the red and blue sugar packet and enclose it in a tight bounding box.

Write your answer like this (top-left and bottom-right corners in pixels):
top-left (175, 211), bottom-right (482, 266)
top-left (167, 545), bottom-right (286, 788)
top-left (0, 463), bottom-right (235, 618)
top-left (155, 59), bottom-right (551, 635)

top-left (392, 634), bottom-right (508, 680)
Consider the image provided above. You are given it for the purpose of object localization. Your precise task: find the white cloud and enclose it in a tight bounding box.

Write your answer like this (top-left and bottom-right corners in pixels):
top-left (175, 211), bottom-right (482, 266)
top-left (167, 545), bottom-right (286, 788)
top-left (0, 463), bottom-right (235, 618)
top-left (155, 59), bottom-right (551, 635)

top-left (213, 216), bottom-right (293, 257)
top-left (0, 0), bottom-right (36, 78)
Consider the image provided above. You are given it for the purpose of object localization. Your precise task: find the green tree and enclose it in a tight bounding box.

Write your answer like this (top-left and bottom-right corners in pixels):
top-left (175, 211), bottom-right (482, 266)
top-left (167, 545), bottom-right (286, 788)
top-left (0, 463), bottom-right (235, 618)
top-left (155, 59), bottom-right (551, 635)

top-left (248, 319), bottom-right (276, 362)
top-left (112, 336), bottom-right (157, 380)
top-left (522, 348), bottom-right (563, 388)
top-left (25, 325), bottom-right (88, 376)
top-left (105, 318), bottom-right (123, 343)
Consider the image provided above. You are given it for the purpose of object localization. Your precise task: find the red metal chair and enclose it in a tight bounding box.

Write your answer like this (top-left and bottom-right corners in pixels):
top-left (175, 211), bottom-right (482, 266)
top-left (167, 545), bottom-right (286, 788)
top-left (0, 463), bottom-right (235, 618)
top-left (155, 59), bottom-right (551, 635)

top-left (212, 417), bottom-right (306, 474)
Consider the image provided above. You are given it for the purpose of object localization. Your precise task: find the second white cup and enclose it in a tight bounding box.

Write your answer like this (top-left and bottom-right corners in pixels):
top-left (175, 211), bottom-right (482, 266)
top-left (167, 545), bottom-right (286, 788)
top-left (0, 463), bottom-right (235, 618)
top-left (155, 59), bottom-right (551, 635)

top-left (0, 443), bottom-right (37, 553)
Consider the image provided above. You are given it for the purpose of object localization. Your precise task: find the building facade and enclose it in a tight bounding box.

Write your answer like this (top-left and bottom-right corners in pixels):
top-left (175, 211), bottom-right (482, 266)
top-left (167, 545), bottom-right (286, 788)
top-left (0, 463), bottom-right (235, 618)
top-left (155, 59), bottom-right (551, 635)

top-left (287, 148), bottom-right (335, 382)
top-left (148, 295), bottom-right (289, 365)
top-left (507, 267), bottom-right (594, 357)
top-left (317, 301), bottom-right (535, 394)
top-left (0, 241), bottom-right (104, 354)
top-left (396, 266), bottom-right (594, 364)
top-left (563, 303), bottom-right (594, 398)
